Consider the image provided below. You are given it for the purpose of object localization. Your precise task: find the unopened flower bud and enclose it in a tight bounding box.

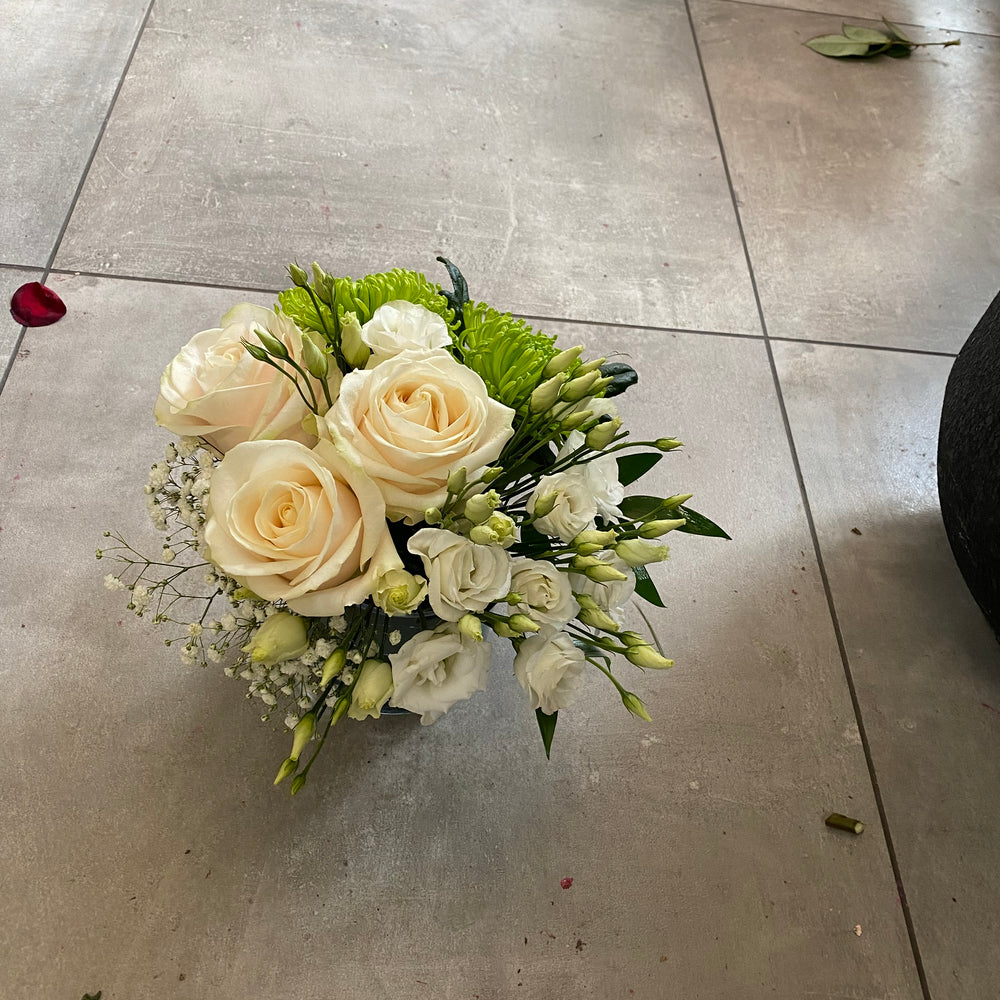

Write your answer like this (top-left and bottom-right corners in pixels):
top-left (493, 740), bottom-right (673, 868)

top-left (288, 262), bottom-right (310, 287)
top-left (620, 631), bottom-right (645, 647)
top-left (585, 416), bottom-right (623, 450)
top-left (570, 554), bottom-right (603, 572)
top-left (244, 612), bottom-right (309, 666)
top-left (480, 466), bottom-right (504, 483)
top-left (621, 691), bottom-right (652, 722)
top-left (560, 409), bottom-right (592, 431)
top-left (508, 614), bottom-right (541, 635)
top-left (530, 372), bottom-right (566, 412)
top-left (423, 506), bottom-right (443, 525)
top-left (301, 330), bottom-right (329, 379)
top-left (290, 712), bottom-right (316, 761)
top-left (638, 518), bottom-right (687, 538)
top-left (348, 659), bottom-right (394, 721)
top-left (575, 356), bottom-right (607, 376)
top-left (615, 539), bottom-right (670, 567)
top-left (560, 370), bottom-right (601, 402)
top-left (493, 621), bottom-right (519, 639)
top-left (464, 488), bottom-right (499, 524)
top-left (577, 605), bottom-right (621, 632)
top-left (320, 648), bottom-right (348, 687)
top-left (339, 311), bottom-right (370, 369)
top-left (573, 528), bottom-right (617, 551)
top-left (625, 644), bottom-right (674, 670)
top-left (656, 438), bottom-right (683, 451)
top-left (458, 614), bottom-right (483, 642)
top-left (253, 324), bottom-right (290, 360)
top-left (274, 756), bottom-right (299, 785)
top-left (543, 345), bottom-right (584, 377)
top-left (290, 773), bottom-right (308, 795)
top-left (529, 489), bottom-right (558, 520)
top-left (311, 262), bottom-right (333, 301)
top-left (242, 340), bottom-right (271, 363)
top-left (661, 493), bottom-right (693, 509)
top-left (504, 592), bottom-right (524, 605)
top-left (585, 562), bottom-right (629, 583)
top-left (446, 466), bottom-right (468, 495)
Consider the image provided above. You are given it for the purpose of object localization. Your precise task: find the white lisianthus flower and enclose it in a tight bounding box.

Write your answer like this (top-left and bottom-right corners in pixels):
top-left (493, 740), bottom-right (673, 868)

top-left (203, 438), bottom-right (402, 616)
top-left (361, 300), bottom-right (452, 365)
top-left (154, 304), bottom-right (338, 453)
top-left (372, 568), bottom-right (428, 616)
top-left (407, 528), bottom-right (512, 621)
top-left (508, 557), bottom-right (577, 627)
top-left (513, 628), bottom-right (586, 715)
top-left (322, 349), bottom-right (515, 523)
top-left (569, 551), bottom-right (636, 619)
top-left (388, 621), bottom-right (491, 724)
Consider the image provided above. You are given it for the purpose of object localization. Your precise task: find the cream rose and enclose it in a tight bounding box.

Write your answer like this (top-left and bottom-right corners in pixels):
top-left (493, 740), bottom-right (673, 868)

top-left (322, 349), bottom-right (515, 522)
top-left (388, 621), bottom-right (491, 724)
top-left (361, 300), bottom-right (452, 364)
top-left (508, 557), bottom-right (577, 627)
top-left (203, 438), bottom-right (401, 616)
top-left (407, 528), bottom-right (512, 622)
top-left (513, 628), bottom-right (586, 715)
top-left (154, 304), bottom-right (336, 453)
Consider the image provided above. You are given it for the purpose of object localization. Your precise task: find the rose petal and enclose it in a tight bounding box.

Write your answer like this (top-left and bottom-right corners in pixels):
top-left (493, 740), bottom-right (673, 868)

top-left (10, 282), bottom-right (67, 327)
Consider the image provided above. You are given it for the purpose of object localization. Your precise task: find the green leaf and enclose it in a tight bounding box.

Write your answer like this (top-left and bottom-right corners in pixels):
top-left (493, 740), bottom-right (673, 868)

top-left (536, 708), bottom-right (557, 759)
top-left (633, 565), bottom-right (666, 608)
top-left (842, 24), bottom-right (891, 43)
top-left (82, 993), bottom-right (103, 1000)
top-left (804, 34), bottom-right (871, 57)
top-left (882, 17), bottom-right (911, 43)
top-left (675, 505), bottom-right (731, 539)
top-left (616, 452), bottom-right (662, 487)
top-left (619, 494), bottom-right (666, 521)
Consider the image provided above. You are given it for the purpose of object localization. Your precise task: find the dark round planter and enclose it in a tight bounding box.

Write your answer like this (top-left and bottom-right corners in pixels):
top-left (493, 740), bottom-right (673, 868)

top-left (937, 289), bottom-right (1000, 642)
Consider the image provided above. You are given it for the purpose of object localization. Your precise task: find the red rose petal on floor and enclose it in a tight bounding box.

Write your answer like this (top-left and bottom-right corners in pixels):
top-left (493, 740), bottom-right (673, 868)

top-left (560, 877), bottom-right (573, 889)
top-left (10, 282), bottom-right (67, 327)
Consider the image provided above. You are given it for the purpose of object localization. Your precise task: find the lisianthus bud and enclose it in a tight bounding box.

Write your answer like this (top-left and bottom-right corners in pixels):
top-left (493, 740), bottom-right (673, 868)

top-left (575, 356), bottom-right (607, 377)
top-left (253, 323), bottom-right (290, 360)
top-left (464, 489), bottom-right (499, 524)
top-left (656, 438), bottom-right (683, 451)
top-left (339, 311), bottom-right (370, 369)
top-left (577, 605), bottom-right (621, 632)
top-left (290, 712), bottom-right (316, 761)
top-left (492, 621), bottom-right (519, 639)
top-left (573, 528), bottom-right (617, 551)
top-left (638, 517), bottom-right (686, 538)
top-left (621, 691), bottom-right (652, 721)
top-left (505, 591), bottom-right (524, 605)
top-left (290, 773), bottom-right (308, 795)
top-left (288, 263), bottom-right (310, 287)
top-left (661, 493), bottom-right (693, 508)
top-left (458, 613), bottom-right (484, 642)
top-left (508, 614), bottom-right (541, 634)
top-left (585, 562), bottom-right (629, 583)
top-left (469, 511), bottom-right (517, 547)
top-left (348, 659), bottom-right (394, 720)
top-left (530, 489), bottom-right (558, 520)
top-left (241, 340), bottom-right (271, 363)
top-left (560, 409), bottom-right (592, 431)
top-left (301, 330), bottom-right (329, 380)
top-left (585, 416), bottom-right (623, 451)
top-left (481, 466), bottom-right (504, 483)
top-left (543, 345), bottom-right (583, 377)
top-left (615, 539), bottom-right (669, 567)
top-left (530, 373), bottom-right (566, 413)
top-left (423, 506), bottom-right (443, 525)
top-left (320, 648), bottom-right (348, 687)
top-left (373, 569), bottom-right (427, 616)
top-left (624, 644), bottom-right (674, 669)
top-left (560, 370), bottom-right (600, 402)
top-left (244, 612), bottom-right (309, 666)
top-left (619, 631), bottom-right (646, 647)
top-left (311, 262), bottom-right (334, 301)
top-left (232, 585), bottom-right (263, 602)
top-left (446, 466), bottom-right (468, 494)
top-left (274, 756), bottom-right (298, 785)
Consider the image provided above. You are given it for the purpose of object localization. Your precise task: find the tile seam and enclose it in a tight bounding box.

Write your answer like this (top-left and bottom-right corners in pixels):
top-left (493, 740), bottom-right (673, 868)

top-left (0, 0), bottom-right (158, 398)
top-left (684, 3), bottom-right (935, 997)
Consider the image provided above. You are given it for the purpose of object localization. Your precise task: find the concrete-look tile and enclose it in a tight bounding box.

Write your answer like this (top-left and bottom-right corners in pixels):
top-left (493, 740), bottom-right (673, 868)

top-left (775, 340), bottom-right (1000, 999)
top-left (0, 268), bottom-right (41, 378)
top-left (692, 1), bottom-right (1000, 353)
top-left (749, 0), bottom-right (999, 37)
top-left (0, 274), bottom-right (921, 997)
top-left (0, 0), bottom-right (150, 265)
top-left (55, 0), bottom-right (760, 335)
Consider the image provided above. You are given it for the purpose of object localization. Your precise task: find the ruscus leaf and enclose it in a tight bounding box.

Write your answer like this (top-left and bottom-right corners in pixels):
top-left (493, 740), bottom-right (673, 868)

top-left (616, 452), bottom-right (662, 487)
top-left (804, 34), bottom-right (871, 57)
top-left (536, 708), bottom-right (558, 759)
top-left (675, 505), bottom-right (731, 539)
top-left (633, 565), bottom-right (666, 608)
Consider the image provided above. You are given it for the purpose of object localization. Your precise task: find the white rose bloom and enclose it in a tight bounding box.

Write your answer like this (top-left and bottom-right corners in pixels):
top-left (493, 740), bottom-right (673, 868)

top-left (513, 628), bottom-right (586, 715)
top-left (569, 551), bottom-right (636, 618)
top-left (508, 557), bottom-right (577, 627)
top-left (408, 528), bottom-right (512, 622)
top-left (155, 304), bottom-right (337, 453)
top-left (388, 621), bottom-right (491, 724)
top-left (203, 438), bottom-right (401, 616)
top-left (323, 349), bottom-right (515, 522)
top-left (361, 300), bottom-right (452, 364)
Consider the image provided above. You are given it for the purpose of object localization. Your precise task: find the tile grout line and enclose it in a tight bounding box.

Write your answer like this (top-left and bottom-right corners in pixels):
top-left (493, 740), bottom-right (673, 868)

top-left (0, 0), bottom-right (157, 399)
top-left (683, 3), bottom-right (934, 998)
top-left (716, 0), bottom-right (995, 39)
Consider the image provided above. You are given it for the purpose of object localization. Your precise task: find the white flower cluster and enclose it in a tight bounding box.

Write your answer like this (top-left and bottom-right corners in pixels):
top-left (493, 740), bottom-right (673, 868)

top-left (102, 261), bottom-right (719, 793)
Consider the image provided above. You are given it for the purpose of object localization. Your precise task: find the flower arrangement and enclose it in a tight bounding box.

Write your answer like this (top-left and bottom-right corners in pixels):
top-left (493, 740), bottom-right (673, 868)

top-left (99, 258), bottom-right (727, 793)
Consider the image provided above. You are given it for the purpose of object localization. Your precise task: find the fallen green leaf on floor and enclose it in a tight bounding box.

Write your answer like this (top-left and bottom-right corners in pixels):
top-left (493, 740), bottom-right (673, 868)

top-left (82, 993), bottom-right (102, 1000)
top-left (805, 19), bottom-right (960, 58)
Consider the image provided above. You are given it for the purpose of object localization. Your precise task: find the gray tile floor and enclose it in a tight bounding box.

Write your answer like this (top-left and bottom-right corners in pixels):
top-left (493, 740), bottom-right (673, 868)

top-left (2, 2), bottom-right (998, 997)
